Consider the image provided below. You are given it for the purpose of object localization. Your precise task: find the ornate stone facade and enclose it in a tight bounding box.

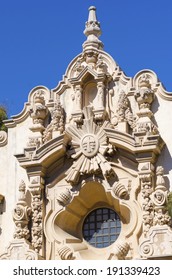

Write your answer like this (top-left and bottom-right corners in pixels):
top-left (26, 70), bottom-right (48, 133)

top-left (0, 6), bottom-right (172, 260)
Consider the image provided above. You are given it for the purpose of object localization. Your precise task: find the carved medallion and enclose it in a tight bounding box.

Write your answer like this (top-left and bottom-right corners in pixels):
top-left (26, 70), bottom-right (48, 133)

top-left (65, 106), bottom-right (115, 184)
top-left (80, 134), bottom-right (99, 157)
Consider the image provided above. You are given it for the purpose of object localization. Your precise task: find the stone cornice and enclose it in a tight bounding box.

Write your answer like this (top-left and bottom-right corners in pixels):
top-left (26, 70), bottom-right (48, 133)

top-left (15, 135), bottom-right (66, 169)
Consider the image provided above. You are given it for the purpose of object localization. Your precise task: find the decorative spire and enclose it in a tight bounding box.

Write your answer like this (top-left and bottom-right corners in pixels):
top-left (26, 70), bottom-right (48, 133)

top-left (83, 6), bottom-right (103, 51)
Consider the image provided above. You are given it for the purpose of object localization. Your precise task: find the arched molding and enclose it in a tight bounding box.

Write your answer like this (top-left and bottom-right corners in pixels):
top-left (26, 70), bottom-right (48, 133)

top-left (44, 178), bottom-right (141, 259)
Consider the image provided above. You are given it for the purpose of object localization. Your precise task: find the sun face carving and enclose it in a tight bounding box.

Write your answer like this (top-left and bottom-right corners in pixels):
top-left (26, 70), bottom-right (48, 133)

top-left (65, 107), bottom-right (115, 184)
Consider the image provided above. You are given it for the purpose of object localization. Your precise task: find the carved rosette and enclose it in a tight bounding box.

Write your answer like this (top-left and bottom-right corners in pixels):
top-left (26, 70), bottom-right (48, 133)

top-left (66, 106), bottom-right (115, 185)
top-left (28, 176), bottom-right (44, 254)
top-left (13, 180), bottom-right (31, 240)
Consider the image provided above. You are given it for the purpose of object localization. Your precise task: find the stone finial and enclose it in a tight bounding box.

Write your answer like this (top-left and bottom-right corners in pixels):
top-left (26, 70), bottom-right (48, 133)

top-left (83, 6), bottom-right (103, 51)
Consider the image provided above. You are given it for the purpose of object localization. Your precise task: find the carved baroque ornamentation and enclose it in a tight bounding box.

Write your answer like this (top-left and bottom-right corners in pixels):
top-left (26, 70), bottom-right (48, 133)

top-left (13, 180), bottom-right (31, 240)
top-left (139, 226), bottom-right (172, 258)
top-left (116, 90), bottom-right (135, 129)
top-left (96, 54), bottom-right (107, 73)
top-left (57, 245), bottom-right (75, 260)
top-left (134, 74), bottom-right (158, 136)
top-left (73, 56), bottom-right (84, 76)
top-left (0, 240), bottom-right (41, 260)
top-left (57, 188), bottom-right (72, 206)
top-left (139, 169), bottom-right (154, 237)
top-left (28, 90), bottom-right (48, 147)
top-left (43, 99), bottom-right (64, 143)
top-left (28, 176), bottom-right (44, 254)
top-left (112, 181), bottom-right (129, 200)
top-left (65, 106), bottom-right (115, 185)
top-left (109, 241), bottom-right (130, 260)
top-left (151, 166), bottom-right (171, 226)
top-left (30, 90), bottom-right (48, 125)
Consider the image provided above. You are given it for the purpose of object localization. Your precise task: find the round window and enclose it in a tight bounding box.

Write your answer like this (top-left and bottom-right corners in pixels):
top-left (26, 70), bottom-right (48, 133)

top-left (82, 208), bottom-right (121, 248)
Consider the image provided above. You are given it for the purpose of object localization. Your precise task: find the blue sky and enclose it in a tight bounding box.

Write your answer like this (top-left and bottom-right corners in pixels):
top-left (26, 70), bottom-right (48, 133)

top-left (0, 0), bottom-right (172, 117)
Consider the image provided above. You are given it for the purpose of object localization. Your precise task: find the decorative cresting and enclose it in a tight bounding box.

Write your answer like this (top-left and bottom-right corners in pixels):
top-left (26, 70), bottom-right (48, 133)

top-left (13, 180), bottom-right (31, 240)
top-left (65, 106), bottom-right (115, 184)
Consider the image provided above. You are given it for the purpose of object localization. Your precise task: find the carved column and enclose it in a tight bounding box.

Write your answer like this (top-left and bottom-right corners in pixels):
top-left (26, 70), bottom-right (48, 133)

top-left (151, 166), bottom-right (171, 226)
top-left (13, 180), bottom-right (31, 240)
top-left (28, 175), bottom-right (45, 256)
top-left (138, 163), bottom-right (154, 237)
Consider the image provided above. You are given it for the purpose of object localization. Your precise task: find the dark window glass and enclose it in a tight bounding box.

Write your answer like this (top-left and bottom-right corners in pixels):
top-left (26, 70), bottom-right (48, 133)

top-left (83, 208), bottom-right (121, 248)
